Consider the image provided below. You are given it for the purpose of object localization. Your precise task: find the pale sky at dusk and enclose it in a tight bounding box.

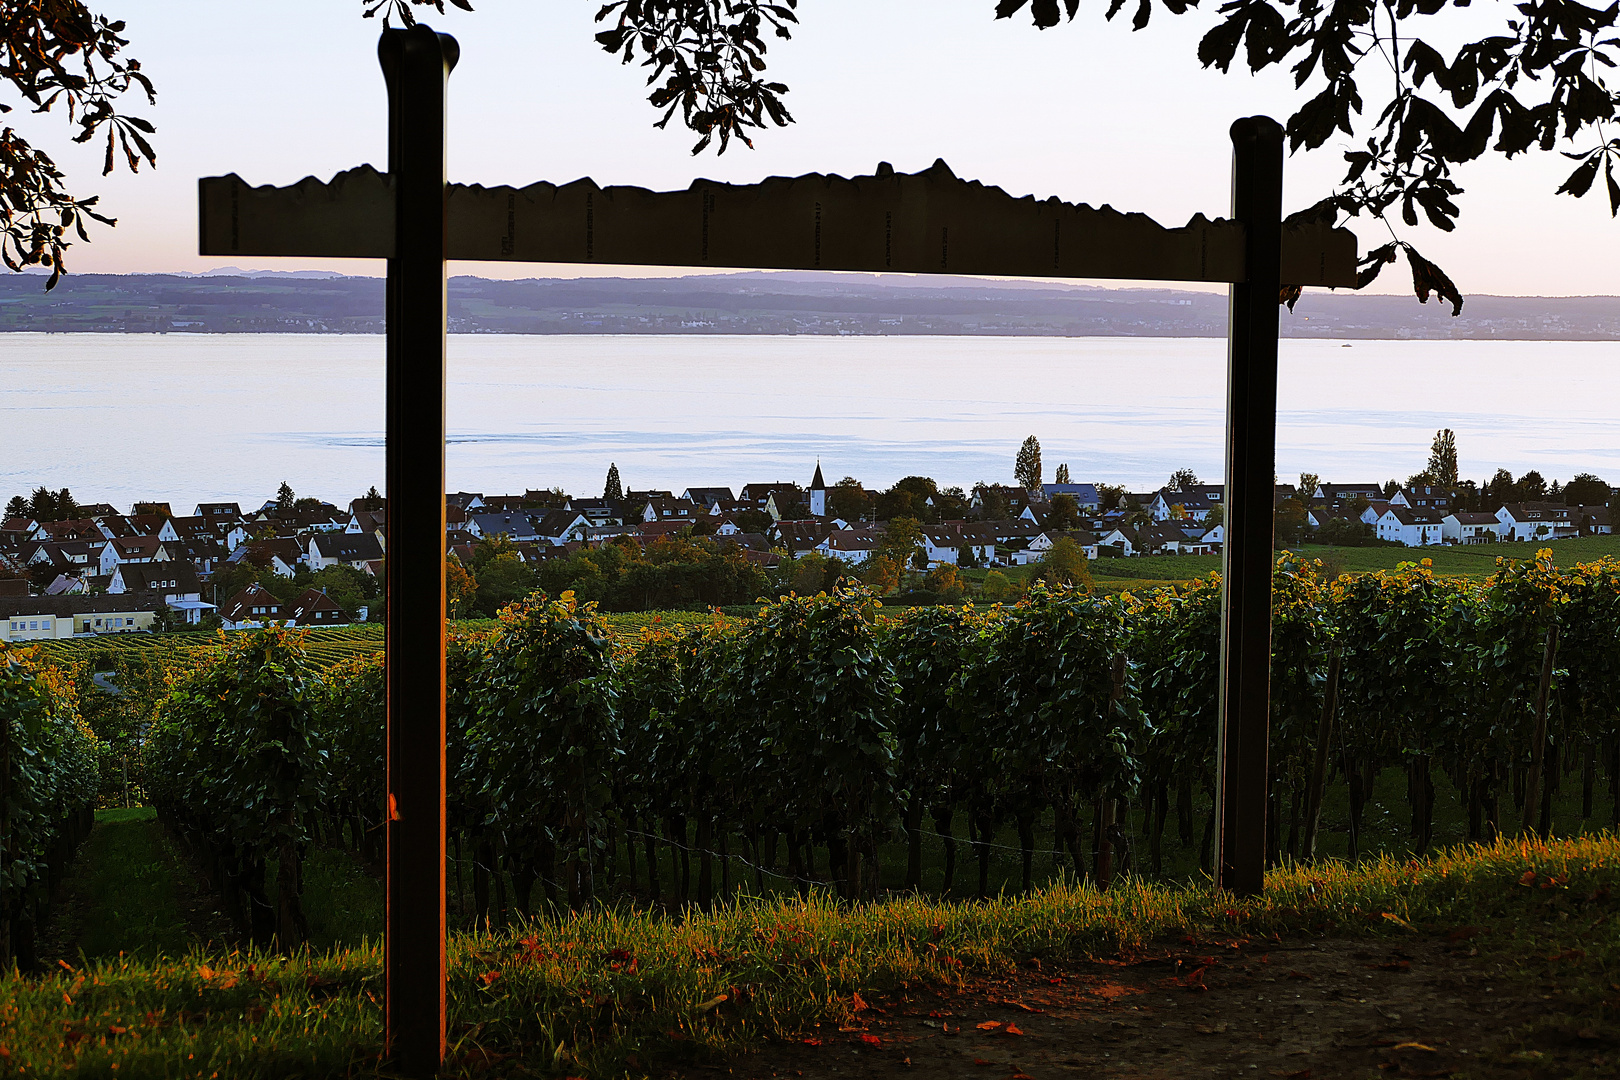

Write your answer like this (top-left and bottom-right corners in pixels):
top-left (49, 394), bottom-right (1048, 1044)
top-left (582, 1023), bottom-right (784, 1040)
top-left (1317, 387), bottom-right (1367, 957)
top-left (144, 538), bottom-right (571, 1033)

top-left (18, 0), bottom-right (1620, 296)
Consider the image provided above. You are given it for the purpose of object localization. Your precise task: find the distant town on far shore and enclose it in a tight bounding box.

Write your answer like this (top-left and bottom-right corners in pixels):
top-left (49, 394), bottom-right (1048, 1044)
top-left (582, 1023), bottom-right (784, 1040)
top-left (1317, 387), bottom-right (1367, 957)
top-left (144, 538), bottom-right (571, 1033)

top-left (6, 271), bottom-right (1620, 339)
top-left (3, 428), bottom-right (1612, 640)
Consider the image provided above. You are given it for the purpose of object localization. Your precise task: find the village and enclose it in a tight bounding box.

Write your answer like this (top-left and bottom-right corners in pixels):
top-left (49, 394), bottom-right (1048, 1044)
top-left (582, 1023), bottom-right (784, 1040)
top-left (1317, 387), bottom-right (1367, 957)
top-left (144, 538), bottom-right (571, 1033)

top-left (0, 457), bottom-right (1610, 643)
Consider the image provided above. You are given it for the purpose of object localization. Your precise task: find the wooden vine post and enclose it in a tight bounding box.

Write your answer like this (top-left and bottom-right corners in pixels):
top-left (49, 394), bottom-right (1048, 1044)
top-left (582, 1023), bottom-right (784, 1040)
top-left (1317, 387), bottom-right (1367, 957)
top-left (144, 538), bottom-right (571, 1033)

top-left (198, 30), bottom-right (1356, 1073)
top-left (1520, 624), bottom-right (1560, 837)
top-left (1301, 648), bottom-right (1342, 860)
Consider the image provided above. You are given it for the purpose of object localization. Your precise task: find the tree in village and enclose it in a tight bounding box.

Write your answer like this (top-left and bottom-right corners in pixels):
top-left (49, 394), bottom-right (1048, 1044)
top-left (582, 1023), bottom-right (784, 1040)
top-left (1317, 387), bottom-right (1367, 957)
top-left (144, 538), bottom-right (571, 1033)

top-left (876, 516), bottom-right (927, 571)
top-left (603, 463), bottom-right (623, 501)
top-left (828, 476), bottom-right (873, 521)
top-left (1167, 468), bottom-right (1199, 492)
top-left (275, 481), bottom-right (296, 512)
top-left (1519, 470), bottom-right (1549, 499)
top-left (4, 495), bottom-right (28, 519)
top-left (1054, 463), bottom-right (1071, 484)
top-left (1564, 472), bottom-right (1610, 506)
top-left (971, 481), bottom-right (1011, 522)
top-left (1095, 483), bottom-right (1126, 513)
top-left (1046, 492), bottom-right (1081, 531)
top-left (1034, 536), bottom-right (1093, 590)
top-left (1014, 436), bottom-right (1042, 496)
top-left (1297, 473), bottom-right (1321, 502)
top-left (1427, 430), bottom-right (1460, 486)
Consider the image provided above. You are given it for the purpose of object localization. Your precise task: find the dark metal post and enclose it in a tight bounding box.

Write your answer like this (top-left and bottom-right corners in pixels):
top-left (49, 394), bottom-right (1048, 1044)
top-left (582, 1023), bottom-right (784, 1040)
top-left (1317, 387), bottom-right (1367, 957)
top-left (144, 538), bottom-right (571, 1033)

top-left (1215, 116), bottom-right (1283, 897)
top-left (380, 25), bottom-right (457, 1076)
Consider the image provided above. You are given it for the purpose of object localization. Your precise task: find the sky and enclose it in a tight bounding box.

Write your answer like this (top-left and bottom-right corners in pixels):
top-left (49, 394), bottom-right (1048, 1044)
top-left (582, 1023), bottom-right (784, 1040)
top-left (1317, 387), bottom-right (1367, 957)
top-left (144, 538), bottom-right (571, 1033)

top-left (13, 0), bottom-right (1620, 297)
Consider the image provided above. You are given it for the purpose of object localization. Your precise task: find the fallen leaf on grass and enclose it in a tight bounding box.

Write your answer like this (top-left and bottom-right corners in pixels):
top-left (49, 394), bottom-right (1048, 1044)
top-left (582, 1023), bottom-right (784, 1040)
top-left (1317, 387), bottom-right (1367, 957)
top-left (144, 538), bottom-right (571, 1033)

top-left (974, 1059), bottom-right (992, 1066)
top-left (861, 1034), bottom-right (883, 1047)
top-left (693, 993), bottom-right (728, 1013)
top-left (1004, 1024), bottom-right (1025, 1036)
top-left (976, 1020), bottom-right (1003, 1030)
top-left (801, 1037), bottom-right (822, 1047)
top-left (852, 992), bottom-right (869, 1012)
top-left (1393, 1042), bottom-right (1437, 1052)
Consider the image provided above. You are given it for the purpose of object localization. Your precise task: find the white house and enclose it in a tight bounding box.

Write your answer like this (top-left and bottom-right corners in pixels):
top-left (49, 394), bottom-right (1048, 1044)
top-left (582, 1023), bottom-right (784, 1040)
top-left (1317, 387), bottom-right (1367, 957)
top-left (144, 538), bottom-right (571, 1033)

top-left (1376, 507), bottom-right (1443, 546)
top-left (98, 535), bottom-right (169, 577)
top-left (308, 532), bottom-right (385, 571)
top-left (1495, 502), bottom-right (1577, 542)
top-left (1150, 485), bottom-right (1223, 523)
top-left (816, 528), bottom-right (885, 565)
top-left (1390, 484), bottom-right (1455, 513)
top-left (1017, 530), bottom-right (1100, 565)
top-left (1442, 512), bottom-right (1502, 545)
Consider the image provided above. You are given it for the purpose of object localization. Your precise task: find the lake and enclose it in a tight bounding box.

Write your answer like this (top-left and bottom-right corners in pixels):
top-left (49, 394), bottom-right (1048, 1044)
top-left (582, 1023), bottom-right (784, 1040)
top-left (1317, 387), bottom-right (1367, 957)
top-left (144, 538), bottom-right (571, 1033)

top-left (2, 333), bottom-right (1617, 510)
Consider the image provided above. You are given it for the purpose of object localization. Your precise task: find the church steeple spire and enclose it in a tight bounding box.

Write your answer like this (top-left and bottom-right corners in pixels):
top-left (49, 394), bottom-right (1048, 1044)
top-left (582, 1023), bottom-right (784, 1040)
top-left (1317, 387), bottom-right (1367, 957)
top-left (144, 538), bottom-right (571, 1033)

top-left (810, 460), bottom-right (827, 517)
top-left (811, 459), bottom-right (826, 491)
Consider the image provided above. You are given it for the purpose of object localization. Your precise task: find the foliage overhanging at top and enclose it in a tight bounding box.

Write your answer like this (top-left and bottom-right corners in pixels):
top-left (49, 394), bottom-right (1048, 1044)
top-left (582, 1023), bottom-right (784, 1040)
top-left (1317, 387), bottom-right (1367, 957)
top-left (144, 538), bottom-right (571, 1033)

top-left (0, 0), bottom-right (155, 288)
top-left (588, 0), bottom-right (1620, 311)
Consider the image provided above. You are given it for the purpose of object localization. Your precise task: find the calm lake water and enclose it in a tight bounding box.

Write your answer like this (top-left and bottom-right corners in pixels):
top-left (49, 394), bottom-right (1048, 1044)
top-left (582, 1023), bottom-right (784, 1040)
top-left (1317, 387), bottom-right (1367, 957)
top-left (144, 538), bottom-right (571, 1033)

top-left (2, 333), bottom-right (1617, 509)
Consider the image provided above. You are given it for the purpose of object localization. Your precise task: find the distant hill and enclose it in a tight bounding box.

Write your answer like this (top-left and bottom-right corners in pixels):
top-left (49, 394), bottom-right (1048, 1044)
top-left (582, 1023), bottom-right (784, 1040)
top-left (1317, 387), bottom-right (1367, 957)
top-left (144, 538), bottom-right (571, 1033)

top-left (2, 270), bottom-right (1618, 339)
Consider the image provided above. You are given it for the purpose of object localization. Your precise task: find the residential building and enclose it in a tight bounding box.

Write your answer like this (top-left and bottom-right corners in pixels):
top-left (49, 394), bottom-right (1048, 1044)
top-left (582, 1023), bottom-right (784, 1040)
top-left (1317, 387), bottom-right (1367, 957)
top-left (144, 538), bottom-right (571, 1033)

top-left (1, 594), bottom-right (158, 641)
top-left (1040, 483), bottom-right (1100, 511)
top-left (220, 584), bottom-right (285, 629)
top-left (681, 487), bottom-right (735, 509)
top-left (308, 532), bottom-right (386, 571)
top-left (1495, 502), bottom-right (1577, 542)
top-left (1376, 506), bottom-right (1444, 546)
top-left (286, 588), bottom-right (349, 626)
top-left (97, 535), bottom-right (170, 577)
top-left (1390, 484), bottom-right (1455, 513)
top-left (1442, 512), bottom-right (1503, 544)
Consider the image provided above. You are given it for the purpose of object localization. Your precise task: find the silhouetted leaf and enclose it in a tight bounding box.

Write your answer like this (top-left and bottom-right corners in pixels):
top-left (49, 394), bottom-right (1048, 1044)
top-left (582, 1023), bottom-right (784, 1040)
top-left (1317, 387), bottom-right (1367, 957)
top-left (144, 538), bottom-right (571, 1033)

top-left (1404, 244), bottom-right (1463, 315)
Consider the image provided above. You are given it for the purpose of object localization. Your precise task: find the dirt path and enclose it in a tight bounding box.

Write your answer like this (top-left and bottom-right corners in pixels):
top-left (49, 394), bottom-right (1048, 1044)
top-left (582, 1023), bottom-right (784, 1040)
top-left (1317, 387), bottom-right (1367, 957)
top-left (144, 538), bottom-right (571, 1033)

top-left (700, 934), bottom-right (1614, 1080)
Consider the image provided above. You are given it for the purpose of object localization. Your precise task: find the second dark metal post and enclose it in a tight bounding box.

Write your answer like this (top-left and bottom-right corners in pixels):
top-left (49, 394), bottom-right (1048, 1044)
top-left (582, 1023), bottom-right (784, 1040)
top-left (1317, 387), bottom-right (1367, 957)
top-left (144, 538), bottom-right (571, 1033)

top-left (1215, 116), bottom-right (1283, 897)
top-left (381, 24), bottom-right (457, 1076)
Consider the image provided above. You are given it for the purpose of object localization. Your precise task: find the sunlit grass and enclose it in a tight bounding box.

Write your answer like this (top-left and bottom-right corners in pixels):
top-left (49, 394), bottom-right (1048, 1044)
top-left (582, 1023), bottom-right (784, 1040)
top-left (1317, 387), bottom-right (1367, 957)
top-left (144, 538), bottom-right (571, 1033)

top-left (6, 833), bottom-right (1617, 1078)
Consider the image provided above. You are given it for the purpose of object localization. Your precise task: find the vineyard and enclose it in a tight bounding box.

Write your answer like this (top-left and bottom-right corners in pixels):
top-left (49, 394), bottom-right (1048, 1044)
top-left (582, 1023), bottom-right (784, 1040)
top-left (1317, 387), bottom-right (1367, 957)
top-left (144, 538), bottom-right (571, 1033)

top-left (6, 550), bottom-right (1620, 956)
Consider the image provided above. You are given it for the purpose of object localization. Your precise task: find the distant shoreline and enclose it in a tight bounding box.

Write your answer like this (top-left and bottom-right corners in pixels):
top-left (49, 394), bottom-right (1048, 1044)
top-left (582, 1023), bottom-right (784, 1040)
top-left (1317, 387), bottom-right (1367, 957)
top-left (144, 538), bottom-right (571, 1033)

top-left (4, 272), bottom-right (1618, 341)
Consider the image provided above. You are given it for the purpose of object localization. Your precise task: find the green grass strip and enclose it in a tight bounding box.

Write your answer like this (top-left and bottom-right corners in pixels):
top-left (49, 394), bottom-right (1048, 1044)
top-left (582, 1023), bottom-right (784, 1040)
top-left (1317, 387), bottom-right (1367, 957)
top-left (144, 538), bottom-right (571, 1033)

top-left (4, 833), bottom-right (1616, 1077)
top-left (60, 809), bottom-right (195, 963)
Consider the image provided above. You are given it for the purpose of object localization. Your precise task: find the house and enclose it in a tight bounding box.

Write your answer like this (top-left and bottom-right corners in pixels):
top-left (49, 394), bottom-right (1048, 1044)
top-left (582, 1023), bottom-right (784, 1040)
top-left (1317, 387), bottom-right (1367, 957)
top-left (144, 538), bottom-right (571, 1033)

top-left (772, 519), bottom-right (837, 555)
top-left (1041, 483), bottom-right (1100, 511)
top-left (308, 532), bottom-right (386, 571)
top-left (108, 563), bottom-right (213, 624)
top-left (285, 588), bottom-right (349, 627)
top-left (1495, 502), bottom-right (1578, 542)
top-left (97, 535), bottom-right (170, 577)
top-left (1442, 512), bottom-right (1503, 545)
top-left (815, 528), bottom-right (885, 565)
top-left (446, 492), bottom-right (486, 512)
top-left (30, 539), bottom-right (104, 576)
top-left (567, 498), bottom-right (629, 528)
top-left (740, 482), bottom-right (802, 511)
top-left (220, 584), bottom-right (285, 629)
top-left (921, 525), bottom-right (999, 567)
top-left (1150, 485), bottom-right (1224, 522)
top-left (1097, 522), bottom-right (1191, 557)
top-left (169, 538), bottom-right (226, 579)
top-left (231, 537), bottom-right (305, 577)
top-left (1390, 484), bottom-right (1455, 513)
top-left (765, 488), bottom-right (808, 521)
top-left (33, 517), bottom-right (104, 542)
top-left (195, 501), bottom-right (243, 522)
top-left (1, 594), bottom-right (158, 641)
top-left (534, 510), bottom-right (591, 546)
top-left (347, 509), bottom-right (388, 543)
top-left (109, 561), bottom-right (202, 602)
top-left (1018, 529), bottom-right (1100, 565)
top-left (1314, 483), bottom-right (1386, 506)
top-left (681, 487), bottom-right (735, 509)
top-left (1571, 505), bottom-right (1612, 535)
top-left (466, 512), bottom-right (541, 543)
top-left (1376, 506), bottom-right (1444, 546)
top-left (640, 497), bottom-right (699, 523)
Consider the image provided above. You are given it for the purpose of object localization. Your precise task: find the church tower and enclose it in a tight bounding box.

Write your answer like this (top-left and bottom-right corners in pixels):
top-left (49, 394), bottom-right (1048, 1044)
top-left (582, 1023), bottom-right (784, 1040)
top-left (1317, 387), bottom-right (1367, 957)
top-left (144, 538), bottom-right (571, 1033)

top-left (809, 460), bottom-right (827, 518)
